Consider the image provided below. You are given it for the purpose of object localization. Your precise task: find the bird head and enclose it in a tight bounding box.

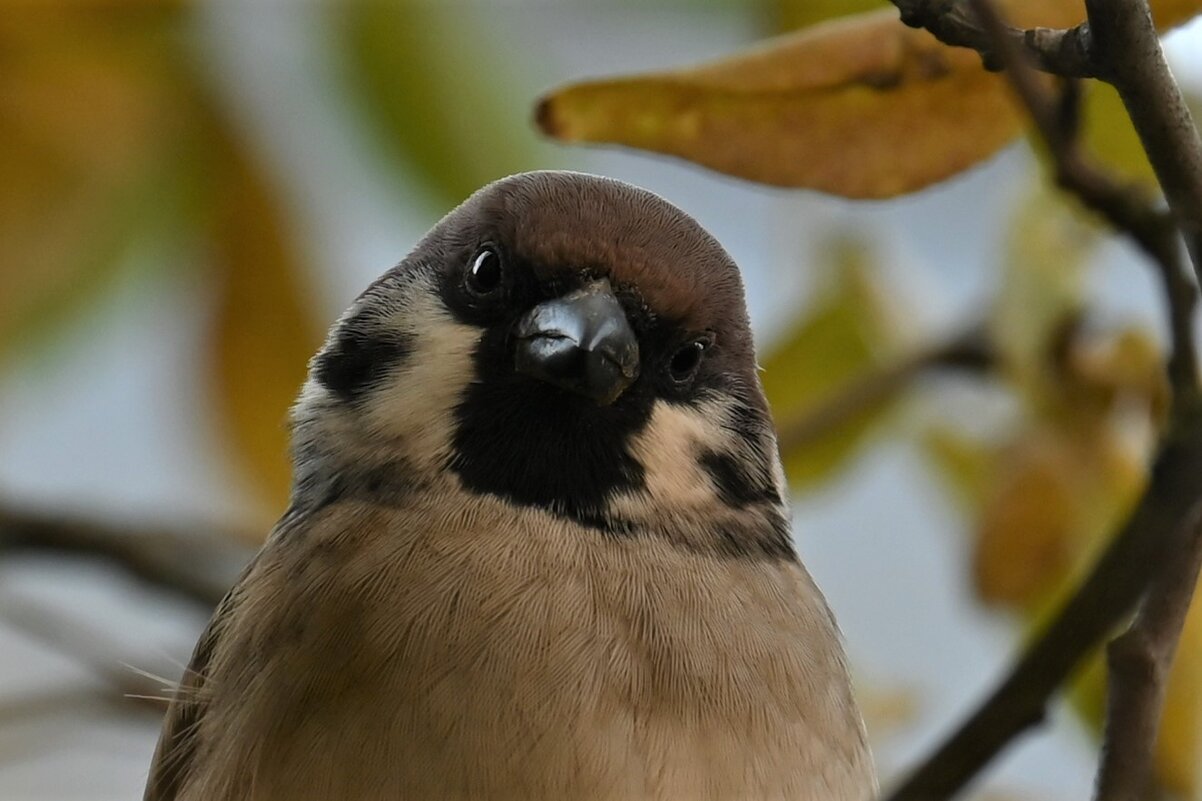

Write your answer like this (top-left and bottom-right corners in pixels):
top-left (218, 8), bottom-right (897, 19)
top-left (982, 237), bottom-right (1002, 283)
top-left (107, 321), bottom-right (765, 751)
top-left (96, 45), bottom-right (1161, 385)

top-left (290, 171), bottom-right (792, 559)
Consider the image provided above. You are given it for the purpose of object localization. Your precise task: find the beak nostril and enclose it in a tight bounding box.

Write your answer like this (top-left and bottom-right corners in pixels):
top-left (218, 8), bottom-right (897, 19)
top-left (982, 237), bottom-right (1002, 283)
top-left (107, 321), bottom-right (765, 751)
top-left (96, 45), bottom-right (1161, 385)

top-left (513, 281), bottom-right (640, 405)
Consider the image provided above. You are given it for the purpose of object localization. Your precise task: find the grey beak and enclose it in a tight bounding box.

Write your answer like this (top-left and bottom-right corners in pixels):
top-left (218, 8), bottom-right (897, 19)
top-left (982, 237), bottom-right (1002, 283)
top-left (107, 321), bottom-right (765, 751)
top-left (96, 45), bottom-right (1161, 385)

top-left (514, 280), bottom-right (640, 405)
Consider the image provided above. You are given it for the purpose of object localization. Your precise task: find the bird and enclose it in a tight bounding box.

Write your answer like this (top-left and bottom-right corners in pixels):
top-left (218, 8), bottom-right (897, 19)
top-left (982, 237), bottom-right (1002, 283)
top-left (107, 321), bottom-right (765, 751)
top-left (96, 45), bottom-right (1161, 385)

top-left (143, 170), bottom-right (876, 801)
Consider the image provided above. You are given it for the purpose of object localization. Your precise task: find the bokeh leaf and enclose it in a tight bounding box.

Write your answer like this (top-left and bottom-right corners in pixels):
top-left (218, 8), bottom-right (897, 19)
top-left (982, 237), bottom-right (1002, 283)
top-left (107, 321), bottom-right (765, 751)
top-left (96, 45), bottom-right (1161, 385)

top-left (332, 0), bottom-right (541, 210)
top-left (1159, 599), bottom-right (1202, 794)
top-left (772, 0), bottom-right (887, 32)
top-left (992, 183), bottom-right (1098, 393)
top-left (921, 426), bottom-right (995, 511)
top-left (762, 240), bottom-right (900, 488)
top-left (0, 8), bottom-right (189, 362)
top-left (945, 322), bottom-right (1176, 786)
top-left (1081, 82), bottom-right (1158, 185)
top-left (206, 129), bottom-right (323, 523)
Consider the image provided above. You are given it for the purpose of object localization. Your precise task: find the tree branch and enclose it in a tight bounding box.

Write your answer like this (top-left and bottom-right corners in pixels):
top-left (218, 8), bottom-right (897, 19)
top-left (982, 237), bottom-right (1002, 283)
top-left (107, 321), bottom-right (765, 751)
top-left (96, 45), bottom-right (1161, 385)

top-left (774, 324), bottom-right (993, 454)
top-left (892, 0), bottom-right (1202, 285)
top-left (1085, 0), bottom-right (1202, 286)
top-left (882, 1), bottom-right (1202, 798)
top-left (891, 0), bottom-right (1100, 78)
top-left (1093, 505), bottom-right (1202, 801)
top-left (885, 407), bottom-right (1202, 801)
top-left (0, 503), bottom-right (253, 608)
top-left (960, 0), bottom-right (1199, 397)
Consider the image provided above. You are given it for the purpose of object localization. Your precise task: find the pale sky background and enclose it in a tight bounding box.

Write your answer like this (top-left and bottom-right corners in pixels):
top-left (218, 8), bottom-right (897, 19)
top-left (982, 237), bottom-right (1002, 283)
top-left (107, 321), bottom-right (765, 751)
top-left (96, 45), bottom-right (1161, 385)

top-left (3, 4), bottom-right (1202, 799)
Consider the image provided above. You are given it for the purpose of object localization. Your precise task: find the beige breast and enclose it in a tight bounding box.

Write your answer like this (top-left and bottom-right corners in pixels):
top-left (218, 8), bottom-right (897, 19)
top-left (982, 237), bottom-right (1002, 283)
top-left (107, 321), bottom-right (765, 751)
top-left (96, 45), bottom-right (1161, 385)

top-left (170, 488), bottom-right (875, 801)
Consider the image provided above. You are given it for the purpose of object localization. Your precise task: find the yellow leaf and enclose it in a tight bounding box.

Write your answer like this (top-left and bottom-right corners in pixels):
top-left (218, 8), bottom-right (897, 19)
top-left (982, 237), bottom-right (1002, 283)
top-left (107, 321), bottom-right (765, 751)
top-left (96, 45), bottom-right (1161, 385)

top-left (206, 130), bottom-right (322, 525)
top-left (1152, 0), bottom-right (1202, 27)
top-left (972, 327), bottom-right (1157, 611)
top-left (536, 0), bottom-right (1202, 196)
top-left (0, 5), bottom-right (191, 361)
top-left (772, 0), bottom-right (887, 32)
top-left (992, 183), bottom-right (1098, 394)
top-left (1082, 82), bottom-right (1158, 185)
top-left (761, 239), bottom-right (899, 488)
top-left (964, 320), bottom-right (1185, 789)
top-left (921, 426), bottom-right (996, 512)
top-left (1159, 594), bottom-right (1202, 794)
top-left (974, 431), bottom-right (1079, 605)
top-left (537, 9), bottom-right (1020, 198)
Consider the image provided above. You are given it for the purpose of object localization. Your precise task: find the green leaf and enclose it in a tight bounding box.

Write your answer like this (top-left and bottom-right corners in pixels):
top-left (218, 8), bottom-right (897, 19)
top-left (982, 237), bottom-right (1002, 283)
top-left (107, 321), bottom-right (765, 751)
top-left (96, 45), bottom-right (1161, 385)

top-left (920, 425), bottom-right (996, 512)
top-left (761, 239), bottom-right (899, 489)
top-left (331, 0), bottom-right (542, 210)
top-left (1081, 82), bottom-right (1159, 186)
top-left (992, 182), bottom-right (1098, 395)
top-left (0, 8), bottom-right (191, 362)
top-left (772, 0), bottom-right (887, 32)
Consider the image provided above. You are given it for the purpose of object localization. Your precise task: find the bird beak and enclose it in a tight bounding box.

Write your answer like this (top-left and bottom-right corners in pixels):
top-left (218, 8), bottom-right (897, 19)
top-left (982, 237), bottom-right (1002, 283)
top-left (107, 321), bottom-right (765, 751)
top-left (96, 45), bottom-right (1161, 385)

top-left (514, 280), bottom-right (640, 405)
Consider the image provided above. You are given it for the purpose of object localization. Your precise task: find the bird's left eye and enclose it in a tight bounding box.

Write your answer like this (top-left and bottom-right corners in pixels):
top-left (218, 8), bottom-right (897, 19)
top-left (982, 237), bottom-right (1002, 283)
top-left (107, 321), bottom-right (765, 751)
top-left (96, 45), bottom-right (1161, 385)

top-left (465, 247), bottom-right (505, 297)
top-left (668, 338), bottom-right (708, 383)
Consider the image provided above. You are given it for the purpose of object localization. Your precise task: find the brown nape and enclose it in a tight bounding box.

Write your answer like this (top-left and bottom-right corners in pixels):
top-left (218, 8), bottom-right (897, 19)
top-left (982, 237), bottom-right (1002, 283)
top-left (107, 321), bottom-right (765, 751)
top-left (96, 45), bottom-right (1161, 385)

top-left (454, 171), bottom-right (754, 352)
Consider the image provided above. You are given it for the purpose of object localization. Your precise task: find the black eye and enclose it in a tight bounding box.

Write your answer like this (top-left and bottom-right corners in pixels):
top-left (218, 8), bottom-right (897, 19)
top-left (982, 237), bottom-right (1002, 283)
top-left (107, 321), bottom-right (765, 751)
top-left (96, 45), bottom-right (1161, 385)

top-left (465, 247), bottom-right (504, 297)
top-left (668, 339), bottom-right (708, 383)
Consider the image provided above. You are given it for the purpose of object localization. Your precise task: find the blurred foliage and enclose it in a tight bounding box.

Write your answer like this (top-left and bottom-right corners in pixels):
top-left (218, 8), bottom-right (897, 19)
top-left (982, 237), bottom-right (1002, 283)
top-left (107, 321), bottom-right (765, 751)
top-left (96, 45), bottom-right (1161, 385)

top-left (6, 0), bottom-right (1202, 794)
top-left (330, 0), bottom-right (541, 210)
top-left (0, 4), bottom-right (194, 364)
top-left (206, 128), bottom-right (323, 513)
top-left (1, 0), bottom-right (542, 523)
top-left (923, 186), bottom-right (1183, 791)
top-left (759, 239), bottom-right (903, 490)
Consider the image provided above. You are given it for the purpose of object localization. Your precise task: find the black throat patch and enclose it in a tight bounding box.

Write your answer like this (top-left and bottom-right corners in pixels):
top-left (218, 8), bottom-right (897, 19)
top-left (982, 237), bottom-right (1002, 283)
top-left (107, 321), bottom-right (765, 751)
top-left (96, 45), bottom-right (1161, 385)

top-left (449, 328), bottom-right (652, 527)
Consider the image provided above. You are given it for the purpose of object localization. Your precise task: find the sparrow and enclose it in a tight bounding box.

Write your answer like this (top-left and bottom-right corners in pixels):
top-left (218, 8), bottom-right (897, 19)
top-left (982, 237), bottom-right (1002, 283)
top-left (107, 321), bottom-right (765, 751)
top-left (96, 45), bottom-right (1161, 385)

top-left (144, 170), bottom-right (875, 801)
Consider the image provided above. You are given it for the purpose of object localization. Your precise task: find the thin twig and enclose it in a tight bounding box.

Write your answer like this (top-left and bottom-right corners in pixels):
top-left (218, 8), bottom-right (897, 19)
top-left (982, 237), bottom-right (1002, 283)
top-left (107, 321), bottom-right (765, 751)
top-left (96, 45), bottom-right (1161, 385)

top-left (774, 324), bottom-right (993, 453)
top-left (1085, 0), bottom-right (1202, 288)
top-left (965, 0), bottom-right (1198, 396)
top-left (891, 0), bottom-right (1100, 78)
top-left (1094, 505), bottom-right (1202, 801)
top-left (893, 0), bottom-right (1202, 285)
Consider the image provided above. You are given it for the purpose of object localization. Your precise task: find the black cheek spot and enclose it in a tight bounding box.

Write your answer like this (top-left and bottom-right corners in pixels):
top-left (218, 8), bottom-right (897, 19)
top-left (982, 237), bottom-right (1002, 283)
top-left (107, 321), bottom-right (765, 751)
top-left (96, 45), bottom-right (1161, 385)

top-left (727, 401), bottom-right (769, 450)
top-left (713, 515), bottom-right (796, 561)
top-left (700, 449), bottom-right (781, 507)
top-left (314, 329), bottom-right (413, 401)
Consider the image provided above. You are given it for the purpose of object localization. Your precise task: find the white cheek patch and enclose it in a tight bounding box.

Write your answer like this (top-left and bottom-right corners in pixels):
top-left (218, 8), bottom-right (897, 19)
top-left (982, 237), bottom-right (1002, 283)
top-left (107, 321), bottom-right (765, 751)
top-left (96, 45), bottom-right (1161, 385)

top-left (609, 398), bottom-right (731, 520)
top-left (357, 282), bottom-right (482, 473)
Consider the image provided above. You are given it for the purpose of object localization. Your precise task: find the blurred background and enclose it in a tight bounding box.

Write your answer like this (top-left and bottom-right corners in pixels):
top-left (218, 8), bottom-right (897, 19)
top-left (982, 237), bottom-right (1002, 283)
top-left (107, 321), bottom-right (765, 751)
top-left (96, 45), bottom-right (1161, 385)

top-left (4, 2), bottom-right (1202, 799)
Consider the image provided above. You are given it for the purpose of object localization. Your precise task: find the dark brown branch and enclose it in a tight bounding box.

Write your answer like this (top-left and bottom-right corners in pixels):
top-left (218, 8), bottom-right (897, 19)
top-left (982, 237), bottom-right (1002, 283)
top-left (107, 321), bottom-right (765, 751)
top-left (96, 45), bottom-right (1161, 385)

top-left (1085, 0), bottom-right (1202, 287)
top-left (891, 0), bottom-right (1100, 78)
top-left (886, 400), bottom-right (1202, 801)
top-left (1094, 506), bottom-right (1202, 801)
top-left (892, 0), bottom-right (1202, 298)
top-left (0, 503), bottom-right (253, 607)
top-left (883, 1), bottom-right (1202, 799)
top-left (969, 0), bottom-right (1198, 397)
top-left (774, 324), bottom-right (993, 453)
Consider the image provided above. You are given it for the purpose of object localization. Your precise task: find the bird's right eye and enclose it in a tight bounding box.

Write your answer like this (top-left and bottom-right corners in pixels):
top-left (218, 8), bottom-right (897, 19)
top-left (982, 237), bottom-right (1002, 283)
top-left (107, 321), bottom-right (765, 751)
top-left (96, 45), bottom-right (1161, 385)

top-left (465, 246), bottom-right (505, 298)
